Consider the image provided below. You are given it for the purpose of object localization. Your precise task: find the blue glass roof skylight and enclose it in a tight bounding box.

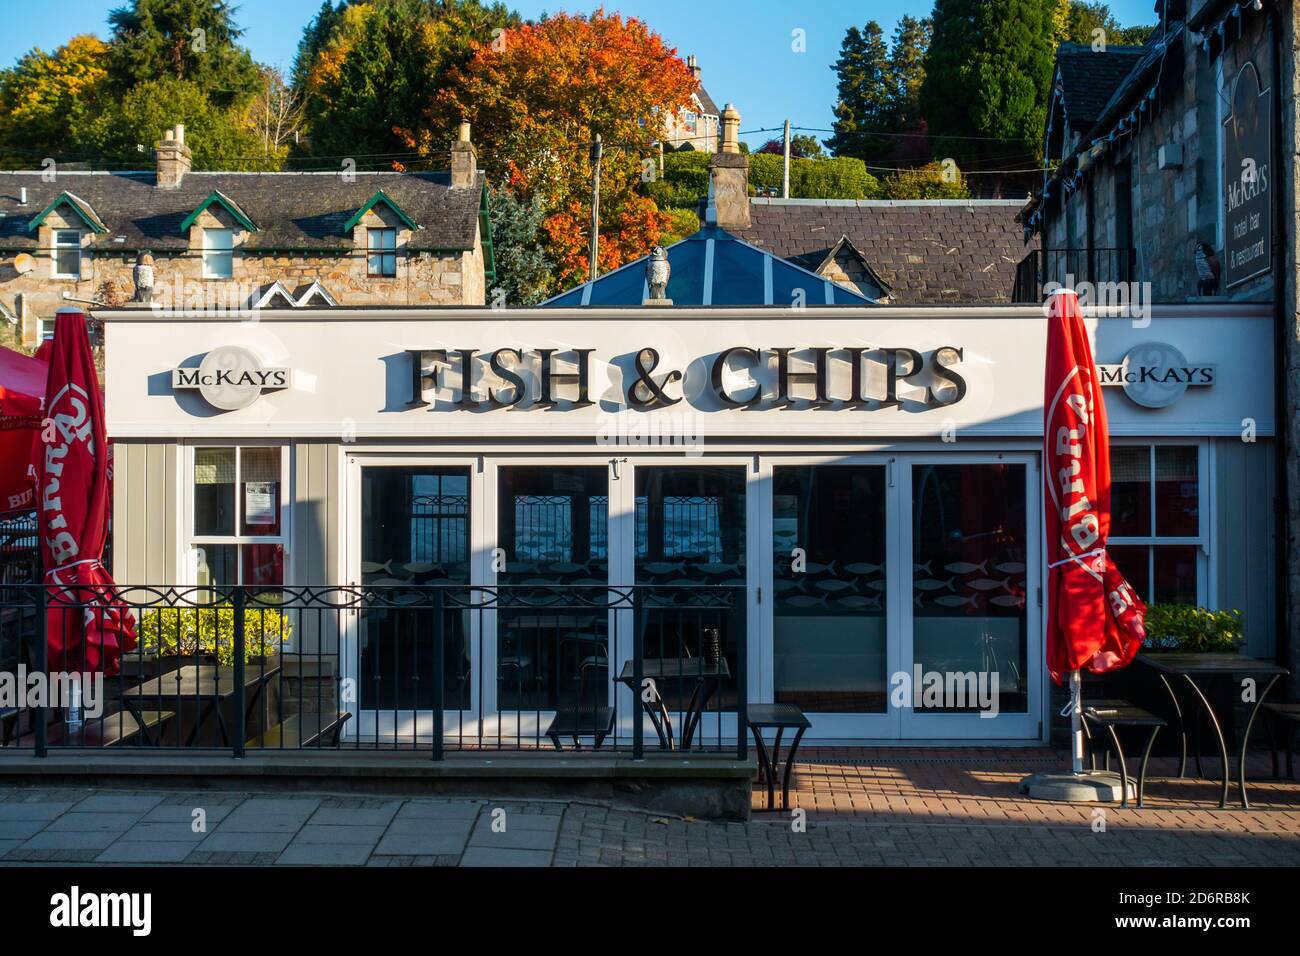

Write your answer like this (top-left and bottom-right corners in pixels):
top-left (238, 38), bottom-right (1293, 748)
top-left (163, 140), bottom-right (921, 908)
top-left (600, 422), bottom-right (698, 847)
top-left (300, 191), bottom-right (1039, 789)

top-left (540, 225), bottom-right (877, 307)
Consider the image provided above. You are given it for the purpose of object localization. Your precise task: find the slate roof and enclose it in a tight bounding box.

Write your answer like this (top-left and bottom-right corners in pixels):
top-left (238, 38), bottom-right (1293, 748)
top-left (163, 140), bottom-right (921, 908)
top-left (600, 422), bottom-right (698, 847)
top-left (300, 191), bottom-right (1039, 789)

top-left (734, 199), bottom-right (1032, 304)
top-left (1053, 42), bottom-right (1148, 132)
top-left (0, 170), bottom-right (485, 253)
top-left (695, 87), bottom-right (720, 117)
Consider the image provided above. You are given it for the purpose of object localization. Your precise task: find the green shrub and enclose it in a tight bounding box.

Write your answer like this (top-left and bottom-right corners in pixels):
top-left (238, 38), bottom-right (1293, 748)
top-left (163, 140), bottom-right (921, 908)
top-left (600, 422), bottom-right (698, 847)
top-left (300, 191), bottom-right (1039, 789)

top-left (643, 151), bottom-right (711, 209)
top-left (659, 207), bottom-right (701, 244)
top-left (1142, 604), bottom-right (1244, 654)
top-left (878, 162), bottom-right (971, 200)
top-left (749, 154), bottom-right (880, 200)
top-left (139, 604), bottom-right (291, 666)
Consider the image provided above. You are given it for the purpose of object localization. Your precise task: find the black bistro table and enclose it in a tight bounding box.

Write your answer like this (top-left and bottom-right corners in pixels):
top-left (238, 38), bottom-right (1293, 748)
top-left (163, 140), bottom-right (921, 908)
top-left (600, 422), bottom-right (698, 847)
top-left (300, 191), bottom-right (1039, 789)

top-left (1136, 653), bottom-right (1289, 809)
top-left (122, 664), bottom-right (281, 748)
top-left (617, 657), bottom-right (730, 751)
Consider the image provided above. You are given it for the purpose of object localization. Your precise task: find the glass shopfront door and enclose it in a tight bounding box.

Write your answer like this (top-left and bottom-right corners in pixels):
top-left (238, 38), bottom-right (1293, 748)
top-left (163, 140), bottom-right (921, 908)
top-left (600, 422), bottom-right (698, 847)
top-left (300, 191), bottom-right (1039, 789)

top-left (347, 452), bottom-right (1041, 744)
top-left (760, 454), bottom-right (1041, 742)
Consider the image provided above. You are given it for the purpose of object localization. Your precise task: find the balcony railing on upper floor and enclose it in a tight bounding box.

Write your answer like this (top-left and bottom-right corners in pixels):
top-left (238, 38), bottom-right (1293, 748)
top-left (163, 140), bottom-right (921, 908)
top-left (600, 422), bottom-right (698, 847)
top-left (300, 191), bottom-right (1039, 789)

top-left (1014, 247), bottom-right (1138, 303)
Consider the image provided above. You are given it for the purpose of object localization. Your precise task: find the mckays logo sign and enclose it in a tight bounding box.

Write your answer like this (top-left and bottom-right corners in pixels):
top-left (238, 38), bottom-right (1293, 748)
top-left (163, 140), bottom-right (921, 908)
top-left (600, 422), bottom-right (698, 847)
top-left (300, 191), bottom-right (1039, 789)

top-left (171, 346), bottom-right (291, 411)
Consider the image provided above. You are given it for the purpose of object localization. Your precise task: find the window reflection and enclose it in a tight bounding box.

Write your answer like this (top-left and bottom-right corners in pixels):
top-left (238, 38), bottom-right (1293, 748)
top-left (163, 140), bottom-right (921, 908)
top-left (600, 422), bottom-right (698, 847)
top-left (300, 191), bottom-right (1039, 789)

top-left (497, 468), bottom-right (609, 713)
top-left (360, 467), bottom-right (471, 711)
top-left (635, 467), bottom-right (746, 714)
top-left (773, 466), bottom-right (887, 713)
top-left (912, 464), bottom-right (1027, 713)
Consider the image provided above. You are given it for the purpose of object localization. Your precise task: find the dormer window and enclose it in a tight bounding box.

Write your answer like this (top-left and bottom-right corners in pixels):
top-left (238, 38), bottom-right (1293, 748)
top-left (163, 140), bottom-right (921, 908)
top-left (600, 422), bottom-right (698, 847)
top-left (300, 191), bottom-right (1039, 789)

top-left (368, 228), bottom-right (397, 277)
top-left (203, 228), bottom-right (233, 278)
top-left (52, 230), bottom-right (81, 279)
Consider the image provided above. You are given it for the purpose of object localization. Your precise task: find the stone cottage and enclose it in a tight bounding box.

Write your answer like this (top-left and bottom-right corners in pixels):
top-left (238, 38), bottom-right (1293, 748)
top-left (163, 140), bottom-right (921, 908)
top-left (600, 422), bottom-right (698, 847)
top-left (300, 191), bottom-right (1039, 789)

top-left (0, 123), bottom-right (493, 346)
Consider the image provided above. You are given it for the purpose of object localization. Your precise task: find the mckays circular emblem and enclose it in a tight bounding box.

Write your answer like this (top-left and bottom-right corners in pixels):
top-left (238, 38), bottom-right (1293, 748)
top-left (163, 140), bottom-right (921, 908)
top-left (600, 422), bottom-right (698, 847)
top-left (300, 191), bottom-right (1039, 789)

top-left (173, 346), bottom-right (292, 411)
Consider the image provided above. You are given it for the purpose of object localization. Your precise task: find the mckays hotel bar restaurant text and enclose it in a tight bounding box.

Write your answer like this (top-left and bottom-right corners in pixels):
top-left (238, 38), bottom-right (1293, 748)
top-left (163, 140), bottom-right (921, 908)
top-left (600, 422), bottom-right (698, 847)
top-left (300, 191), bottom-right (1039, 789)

top-left (96, 227), bottom-right (1277, 747)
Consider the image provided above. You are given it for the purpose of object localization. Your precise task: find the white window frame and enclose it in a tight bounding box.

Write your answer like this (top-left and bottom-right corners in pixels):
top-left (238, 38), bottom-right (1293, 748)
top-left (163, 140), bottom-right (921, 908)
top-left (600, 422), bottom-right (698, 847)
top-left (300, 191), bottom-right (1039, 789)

top-left (202, 227), bottom-right (234, 279)
top-left (51, 229), bottom-right (81, 279)
top-left (185, 443), bottom-right (292, 588)
top-left (1107, 439), bottom-right (1210, 606)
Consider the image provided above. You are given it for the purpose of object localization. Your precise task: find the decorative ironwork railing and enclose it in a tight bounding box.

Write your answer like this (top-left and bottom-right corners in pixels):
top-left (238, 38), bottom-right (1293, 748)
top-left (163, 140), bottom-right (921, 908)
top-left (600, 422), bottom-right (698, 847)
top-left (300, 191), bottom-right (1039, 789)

top-left (0, 583), bottom-right (747, 761)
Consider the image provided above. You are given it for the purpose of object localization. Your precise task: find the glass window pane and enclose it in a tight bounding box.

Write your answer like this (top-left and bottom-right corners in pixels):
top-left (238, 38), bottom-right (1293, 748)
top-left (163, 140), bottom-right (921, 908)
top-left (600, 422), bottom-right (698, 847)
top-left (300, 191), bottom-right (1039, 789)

top-left (1155, 446), bottom-right (1199, 537)
top-left (243, 543), bottom-right (284, 589)
top-left (194, 447), bottom-right (235, 535)
top-left (1109, 545), bottom-right (1150, 603)
top-left (496, 467), bottom-right (609, 712)
top-left (709, 240), bottom-right (766, 306)
top-left (634, 466), bottom-right (746, 714)
top-left (195, 543), bottom-right (237, 587)
top-left (773, 465), bottom-right (887, 713)
top-left (1153, 545), bottom-right (1198, 604)
top-left (1109, 445), bottom-right (1151, 537)
top-left (239, 447), bottom-right (282, 536)
top-left (360, 467), bottom-right (472, 711)
top-left (912, 463), bottom-right (1028, 714)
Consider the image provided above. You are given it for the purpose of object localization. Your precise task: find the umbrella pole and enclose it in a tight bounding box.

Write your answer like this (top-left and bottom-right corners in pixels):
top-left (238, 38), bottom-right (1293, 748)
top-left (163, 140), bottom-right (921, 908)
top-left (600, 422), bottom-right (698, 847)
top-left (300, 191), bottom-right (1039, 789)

top-left (1070, 670), bottom-right (1084, 775)
top-left (1019, 669), bottom-right (1123, 802)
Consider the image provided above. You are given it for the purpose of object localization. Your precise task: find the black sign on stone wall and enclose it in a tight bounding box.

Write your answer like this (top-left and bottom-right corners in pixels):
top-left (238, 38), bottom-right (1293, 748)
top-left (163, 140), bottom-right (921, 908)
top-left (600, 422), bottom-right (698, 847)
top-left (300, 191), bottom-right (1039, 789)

top-left (1223, 61), bottom-right (1272, 289)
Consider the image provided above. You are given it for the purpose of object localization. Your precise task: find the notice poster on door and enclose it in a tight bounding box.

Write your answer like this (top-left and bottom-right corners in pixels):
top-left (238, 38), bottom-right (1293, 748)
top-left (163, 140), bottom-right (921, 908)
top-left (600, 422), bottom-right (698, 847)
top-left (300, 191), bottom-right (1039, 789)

top-left (245, 482), bottom-right (277, 526)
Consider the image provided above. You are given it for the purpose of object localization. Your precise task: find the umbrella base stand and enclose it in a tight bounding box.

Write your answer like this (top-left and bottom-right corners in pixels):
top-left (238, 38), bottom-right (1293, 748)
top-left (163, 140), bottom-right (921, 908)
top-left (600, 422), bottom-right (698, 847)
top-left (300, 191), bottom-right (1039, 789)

top-left (1018, 770), bottom-right (1125, 803)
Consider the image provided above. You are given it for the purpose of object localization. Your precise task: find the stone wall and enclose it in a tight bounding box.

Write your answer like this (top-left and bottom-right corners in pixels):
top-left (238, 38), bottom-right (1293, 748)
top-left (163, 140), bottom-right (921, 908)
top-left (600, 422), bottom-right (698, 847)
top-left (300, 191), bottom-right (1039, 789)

top-left (2, 201), bottom-right (484, 348)
top-left (1043, 16), bottom-right (1274, 304)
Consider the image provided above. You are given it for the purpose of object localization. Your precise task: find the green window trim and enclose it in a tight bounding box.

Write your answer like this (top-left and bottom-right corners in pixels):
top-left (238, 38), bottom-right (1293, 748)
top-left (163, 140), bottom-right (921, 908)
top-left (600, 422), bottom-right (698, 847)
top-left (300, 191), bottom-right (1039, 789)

top-left (179, 190), bottom-right (258, 234)
top-left (341, 189), bottom-right (420, 234)
top-left (24, 191), bottom-right (108, 234)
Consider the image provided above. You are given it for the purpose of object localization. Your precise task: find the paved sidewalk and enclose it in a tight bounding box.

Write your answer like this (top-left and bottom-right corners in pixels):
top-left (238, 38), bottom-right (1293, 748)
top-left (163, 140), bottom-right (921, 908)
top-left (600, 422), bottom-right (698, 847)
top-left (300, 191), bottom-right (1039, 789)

top-left (1, 750), bottom-right (1298, 866)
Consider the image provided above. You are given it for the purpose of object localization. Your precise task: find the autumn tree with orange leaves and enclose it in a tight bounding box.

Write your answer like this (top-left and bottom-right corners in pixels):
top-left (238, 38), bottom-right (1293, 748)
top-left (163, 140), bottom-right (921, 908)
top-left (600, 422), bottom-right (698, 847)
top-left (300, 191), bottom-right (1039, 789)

top-left (404, 10), bottom-right (698, 291)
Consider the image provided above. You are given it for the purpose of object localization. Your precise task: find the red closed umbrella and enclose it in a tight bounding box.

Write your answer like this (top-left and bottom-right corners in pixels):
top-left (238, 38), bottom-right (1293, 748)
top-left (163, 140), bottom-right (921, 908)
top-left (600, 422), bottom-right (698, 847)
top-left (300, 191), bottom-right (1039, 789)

top-left (1043, 289), bottom-right (1146, 771)
top-left (0, 343), bottom-right (47, 513)
top-left (36, 309), bottom-right (135, 676)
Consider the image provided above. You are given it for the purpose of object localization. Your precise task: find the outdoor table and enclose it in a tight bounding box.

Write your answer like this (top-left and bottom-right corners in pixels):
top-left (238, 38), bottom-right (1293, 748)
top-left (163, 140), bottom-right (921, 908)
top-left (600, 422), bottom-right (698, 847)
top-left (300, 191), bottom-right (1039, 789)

top-left (121, 664), bottom-right (281, 747)
top-left (1136, 653), bottom-right (1289, 809)
top-left (617, 657), bottom-right (730, 751)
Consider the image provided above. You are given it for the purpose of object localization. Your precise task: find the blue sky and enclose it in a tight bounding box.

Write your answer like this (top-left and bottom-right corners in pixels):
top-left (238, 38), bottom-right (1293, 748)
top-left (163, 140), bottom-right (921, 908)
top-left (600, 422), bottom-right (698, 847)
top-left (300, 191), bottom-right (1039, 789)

top-left (0, 0), bottom-right (1159, 147)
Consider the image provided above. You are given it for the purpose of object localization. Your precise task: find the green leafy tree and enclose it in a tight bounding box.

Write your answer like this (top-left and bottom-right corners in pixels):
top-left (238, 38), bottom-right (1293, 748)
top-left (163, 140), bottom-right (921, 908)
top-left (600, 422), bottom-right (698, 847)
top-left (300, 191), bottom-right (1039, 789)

top-left (755, 133), bottom-right (825, 159)
top-left (826, 23), bottom-right (893, 164)
top-left (106, 0), bottom-right (262, 107)
top-left (750, 154), bottom-right (880, 200)
top-left (920, 0), bottom-right (1058, 196)
top-left (487, 184), bottom-right (553, 306)
top-left (291, 0), bottom-right (345, 92)
top-left (1056, 1), bottom-right (1154, 46)
top-left (298, 0), bottom-right (517, 161)
top-left (887, 16), bottom-right (932, 134)
top-left (74, 75), bottom-right (275, 170)
top-left (0, 35), bottom-right (110, 168)
top-left (643, 151), bottom-right (710, 210)
top-left (878, 161), bottom-right (970, 199)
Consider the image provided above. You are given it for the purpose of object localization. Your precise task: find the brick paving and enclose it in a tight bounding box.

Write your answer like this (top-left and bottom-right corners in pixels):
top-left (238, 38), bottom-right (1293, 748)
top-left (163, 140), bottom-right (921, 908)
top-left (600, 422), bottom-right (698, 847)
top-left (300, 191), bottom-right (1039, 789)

top-left (0, 749), bottom-right (1297, 866)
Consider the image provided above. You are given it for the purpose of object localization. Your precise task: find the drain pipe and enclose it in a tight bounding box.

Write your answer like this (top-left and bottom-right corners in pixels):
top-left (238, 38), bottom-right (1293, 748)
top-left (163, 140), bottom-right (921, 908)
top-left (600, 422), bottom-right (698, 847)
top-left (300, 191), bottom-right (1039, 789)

top-left (1268, 5), bottom-right (1292, 688)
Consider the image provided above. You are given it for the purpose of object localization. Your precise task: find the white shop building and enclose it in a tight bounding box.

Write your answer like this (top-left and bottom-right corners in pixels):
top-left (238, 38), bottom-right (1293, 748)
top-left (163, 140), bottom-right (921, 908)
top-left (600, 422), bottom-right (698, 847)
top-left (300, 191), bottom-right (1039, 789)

top-left (98, 231), bottom-right (1277, 746)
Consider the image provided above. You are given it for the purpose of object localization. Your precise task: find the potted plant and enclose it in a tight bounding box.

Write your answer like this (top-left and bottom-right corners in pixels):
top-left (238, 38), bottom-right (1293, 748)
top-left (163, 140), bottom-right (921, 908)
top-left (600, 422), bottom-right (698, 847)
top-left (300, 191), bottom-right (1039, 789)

top-left (1142, 604), bottom-right (1244, 654)
top-left (138, 604), bottom-right (291, 667)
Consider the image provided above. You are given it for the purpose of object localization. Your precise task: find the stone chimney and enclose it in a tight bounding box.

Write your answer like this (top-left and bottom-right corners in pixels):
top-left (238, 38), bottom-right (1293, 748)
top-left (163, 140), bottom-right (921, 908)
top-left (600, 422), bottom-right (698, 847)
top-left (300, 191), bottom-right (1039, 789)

top-left (450, 121), bottom-right (478, 188)
top-left (686, 54), bottom-right (701, 82)
top-left (707, 103), bottom-right (750, 230)
top-left (155, 124), bottom-right (192, 188)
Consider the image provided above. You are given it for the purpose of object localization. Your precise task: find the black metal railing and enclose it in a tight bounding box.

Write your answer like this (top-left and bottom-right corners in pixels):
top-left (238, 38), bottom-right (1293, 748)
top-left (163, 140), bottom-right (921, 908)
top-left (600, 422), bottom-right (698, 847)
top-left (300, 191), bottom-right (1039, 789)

top-left (0, 583), bottom-right (747, 761)
top-left (1013, 247), bottom-right (1137, 302)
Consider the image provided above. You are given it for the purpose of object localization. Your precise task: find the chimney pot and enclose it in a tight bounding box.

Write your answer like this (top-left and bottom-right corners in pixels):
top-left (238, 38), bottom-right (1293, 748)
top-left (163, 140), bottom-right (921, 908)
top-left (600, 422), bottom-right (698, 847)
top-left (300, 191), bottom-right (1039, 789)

top-left (708, 104), bottom-right (750, 229)
top-left (19, 187), bottom-right (27, 205)
top-left (155, 123), bottom-right (193, 188)
top-left (450, 121), bottom-right (478, 188)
